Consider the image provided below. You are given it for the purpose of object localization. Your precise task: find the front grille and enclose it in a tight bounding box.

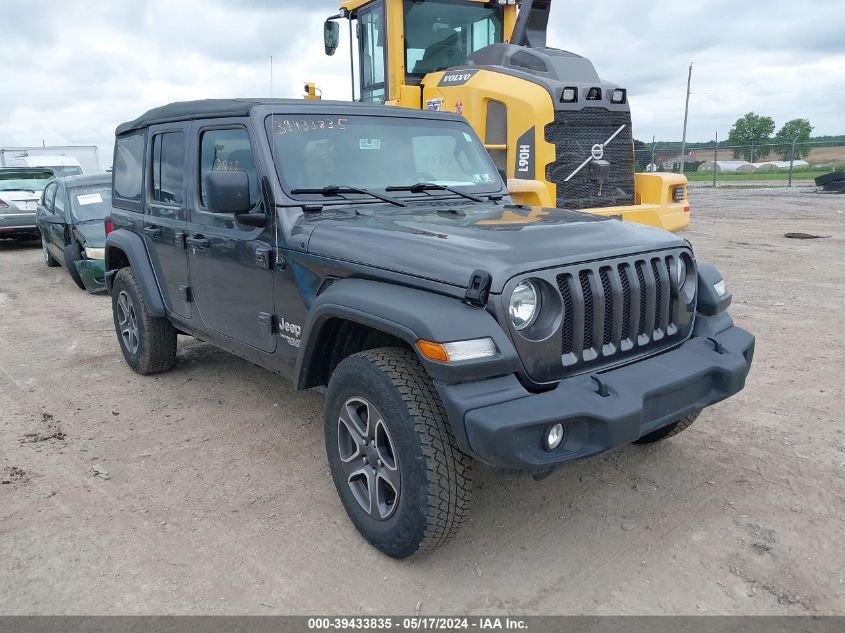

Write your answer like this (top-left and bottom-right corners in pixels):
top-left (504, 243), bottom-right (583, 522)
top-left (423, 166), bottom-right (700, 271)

top-left (555, 253), bottom-right (682, 372)
top-left (544, 107), bottom-right (635, 209)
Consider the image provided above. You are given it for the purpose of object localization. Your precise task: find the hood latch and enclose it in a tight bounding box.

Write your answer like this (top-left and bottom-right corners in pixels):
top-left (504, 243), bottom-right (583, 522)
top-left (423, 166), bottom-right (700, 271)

top-left (464, 269), bottom-right (492, 308)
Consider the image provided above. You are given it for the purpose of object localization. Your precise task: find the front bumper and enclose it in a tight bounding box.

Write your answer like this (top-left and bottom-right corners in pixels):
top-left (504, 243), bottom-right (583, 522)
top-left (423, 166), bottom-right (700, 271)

top-left (74, 259), bottom-right (106, 292)
top-left (436, 322), bottom-right (754, 471)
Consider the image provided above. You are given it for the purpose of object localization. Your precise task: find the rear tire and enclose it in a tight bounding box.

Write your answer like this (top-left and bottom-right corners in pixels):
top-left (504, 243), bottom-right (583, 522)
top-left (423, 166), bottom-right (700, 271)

top-left (42, 236), bottom-right (60, 267)
top-left (324, 348), bottom-right (473, 559)
top-left (111, 267), bottom-right (177, 375)
top-left (63, 242), bottom-right (86, 289)
top-left (634, 412), bottom-right (700, 444)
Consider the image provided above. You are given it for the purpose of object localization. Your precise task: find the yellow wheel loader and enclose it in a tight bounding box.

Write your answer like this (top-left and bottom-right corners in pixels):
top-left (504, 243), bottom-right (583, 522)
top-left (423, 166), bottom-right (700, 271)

top-left (320, 0), bottom-right (690, 232)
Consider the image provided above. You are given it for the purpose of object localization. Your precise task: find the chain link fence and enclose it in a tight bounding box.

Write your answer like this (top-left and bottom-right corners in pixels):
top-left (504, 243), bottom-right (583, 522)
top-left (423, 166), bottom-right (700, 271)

top-left (635, 139), bottom-right (845, 186)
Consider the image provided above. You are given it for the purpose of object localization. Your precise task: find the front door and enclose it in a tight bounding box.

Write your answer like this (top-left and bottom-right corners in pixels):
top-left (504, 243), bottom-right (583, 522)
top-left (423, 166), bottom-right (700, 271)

top-left (186, 121), bottom-right (276, 353)
top-left (144, 124), bottom-right (191, 319)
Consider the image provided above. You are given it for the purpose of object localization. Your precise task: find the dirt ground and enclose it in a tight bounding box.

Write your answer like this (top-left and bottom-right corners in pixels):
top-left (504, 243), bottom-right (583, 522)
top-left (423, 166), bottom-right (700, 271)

top-left (1, 188), bottom-right (843, 615)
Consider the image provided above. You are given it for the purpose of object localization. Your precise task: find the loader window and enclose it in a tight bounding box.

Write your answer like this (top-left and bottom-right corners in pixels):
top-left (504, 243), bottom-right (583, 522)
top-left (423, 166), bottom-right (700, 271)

top-left (403, 0), bottom-right (504, 77)
top-left (359, 2), bottom-right (387, 103)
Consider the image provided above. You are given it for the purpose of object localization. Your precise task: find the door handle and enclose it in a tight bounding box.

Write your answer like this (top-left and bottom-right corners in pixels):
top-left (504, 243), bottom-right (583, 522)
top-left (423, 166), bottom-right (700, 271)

top-left (186, 235), bottom-right (210, 250)
top-left (143, 226), bottom-right (161, 239)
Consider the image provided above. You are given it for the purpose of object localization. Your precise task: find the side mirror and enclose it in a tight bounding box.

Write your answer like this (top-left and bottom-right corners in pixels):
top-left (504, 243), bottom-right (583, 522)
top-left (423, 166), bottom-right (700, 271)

top-left (324, 20), bottom-right (340, 56)
top-left (205, 170), bottom-right (251, 214)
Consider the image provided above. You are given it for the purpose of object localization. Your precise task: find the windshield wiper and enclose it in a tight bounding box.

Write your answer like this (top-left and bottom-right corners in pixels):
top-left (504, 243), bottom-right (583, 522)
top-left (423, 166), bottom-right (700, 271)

top-left (291, 185), bottom-right (406, 207)
top-left (385, 182), bottom-right (483, 203)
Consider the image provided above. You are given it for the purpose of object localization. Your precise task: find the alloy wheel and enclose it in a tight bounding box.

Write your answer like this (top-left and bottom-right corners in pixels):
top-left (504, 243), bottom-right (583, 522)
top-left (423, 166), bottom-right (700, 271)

top-left (337, 397), bottom-right (400, 520)
top-left (116, 291), bottom-right (140, 354)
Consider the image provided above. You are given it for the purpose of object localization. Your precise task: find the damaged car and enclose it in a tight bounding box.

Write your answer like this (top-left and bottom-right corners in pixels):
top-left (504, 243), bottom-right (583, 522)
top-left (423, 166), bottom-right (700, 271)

top-left (37, 173), bottom-right (111, 291)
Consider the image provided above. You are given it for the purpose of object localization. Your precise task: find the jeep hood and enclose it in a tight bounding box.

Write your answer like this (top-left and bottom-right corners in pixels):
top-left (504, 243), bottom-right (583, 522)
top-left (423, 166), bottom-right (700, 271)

top-left (304, 203), bottom-right (688, 293)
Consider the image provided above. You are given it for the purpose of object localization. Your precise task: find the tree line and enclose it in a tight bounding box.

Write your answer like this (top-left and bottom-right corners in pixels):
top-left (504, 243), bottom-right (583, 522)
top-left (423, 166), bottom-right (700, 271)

top-left (635, 113), bottom-right (826, 165)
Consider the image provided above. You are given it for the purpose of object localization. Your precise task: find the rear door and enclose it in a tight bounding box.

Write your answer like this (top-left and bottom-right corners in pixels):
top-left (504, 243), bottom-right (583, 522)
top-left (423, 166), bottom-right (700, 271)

top-left (144, 124), bottom-right (191, 319)
top-left (36, 182), bottom-right (58, 250)
top-left (185, 120), bottom-right (276, 353)
top-left (50, 183), bottom-right (69, 262)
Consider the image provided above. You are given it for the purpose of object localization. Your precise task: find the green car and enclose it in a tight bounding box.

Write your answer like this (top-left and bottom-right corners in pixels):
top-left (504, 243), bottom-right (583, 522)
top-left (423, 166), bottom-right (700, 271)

top-left (36, 173), bottom-right (111, 292)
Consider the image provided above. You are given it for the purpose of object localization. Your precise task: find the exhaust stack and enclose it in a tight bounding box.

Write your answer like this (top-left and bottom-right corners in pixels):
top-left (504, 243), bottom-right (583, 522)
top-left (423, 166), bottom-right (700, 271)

top-left (511, 0), bottom-right (552, 49)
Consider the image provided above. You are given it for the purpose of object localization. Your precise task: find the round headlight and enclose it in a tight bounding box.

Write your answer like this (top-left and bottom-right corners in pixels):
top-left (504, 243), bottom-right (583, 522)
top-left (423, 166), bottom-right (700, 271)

top-left (676, 257), bottom-right (687, 288)
top-left (509, 280), bottom-right (540, 331)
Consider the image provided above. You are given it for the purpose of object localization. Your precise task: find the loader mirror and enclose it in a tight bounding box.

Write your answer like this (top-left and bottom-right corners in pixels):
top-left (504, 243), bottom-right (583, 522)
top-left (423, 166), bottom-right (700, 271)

top-left (324, 20), bottom-right (340, 56)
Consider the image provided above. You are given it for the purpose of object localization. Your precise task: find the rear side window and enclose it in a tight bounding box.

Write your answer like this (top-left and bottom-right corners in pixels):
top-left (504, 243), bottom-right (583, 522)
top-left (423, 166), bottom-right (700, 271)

top-left (151, 132), bottom-right (185, 204)
top-left (199, 128), bottom-right (258, 208)
top-left (54, 185), bottom-right (66, 215)
top-left (41, 182), bottom-right (57, 211)
top-left (113, 133), bottom-right (145, 201)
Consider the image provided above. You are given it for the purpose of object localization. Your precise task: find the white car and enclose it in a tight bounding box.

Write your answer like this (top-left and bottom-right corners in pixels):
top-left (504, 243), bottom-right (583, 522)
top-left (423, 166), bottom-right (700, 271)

top-left (0, 168), bottom-right (54, 239)
top-left (13, 154), bottom-right (84, 177)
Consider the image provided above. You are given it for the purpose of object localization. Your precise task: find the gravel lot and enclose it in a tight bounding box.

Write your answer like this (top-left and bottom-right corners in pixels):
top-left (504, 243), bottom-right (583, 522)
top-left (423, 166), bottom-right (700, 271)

top-left (1, 188), bottom-right (843, 615)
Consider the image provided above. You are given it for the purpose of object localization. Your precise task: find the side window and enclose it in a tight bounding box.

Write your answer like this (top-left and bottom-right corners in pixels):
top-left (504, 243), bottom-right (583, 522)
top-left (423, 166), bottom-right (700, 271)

top-left (151, 131), bottom-right (185, 204)
top-left (53, 185), bottom-right (66, 215)
top-left (42, 182), bottom-right (57, 212)
top-left (113, 133), bottom-right (145, 201)
top-left (199, 128), bottom-right (258, 209)
top-left (359, 2), bottom-right (386, 103)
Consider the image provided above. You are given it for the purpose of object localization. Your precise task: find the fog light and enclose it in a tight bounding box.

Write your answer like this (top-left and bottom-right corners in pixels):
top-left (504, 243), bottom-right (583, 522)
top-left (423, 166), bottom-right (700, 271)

top-left (611, 88), bottom-right (627, 104)
top-left (544, 423), bottom-right (564, 451)
top-left (714, 279), bottom-right (727, 297)
top-left (672, 185), bottom-right (685, 203)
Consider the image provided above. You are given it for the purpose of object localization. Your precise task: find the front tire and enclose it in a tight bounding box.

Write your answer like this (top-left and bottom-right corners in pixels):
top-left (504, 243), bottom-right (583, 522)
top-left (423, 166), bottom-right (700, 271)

top-left (111, 268), bottom-right (177, 375)
top-left (325, 348), bottom-right (473, 559)
top-left (634, 412), bottom-right (700, 444)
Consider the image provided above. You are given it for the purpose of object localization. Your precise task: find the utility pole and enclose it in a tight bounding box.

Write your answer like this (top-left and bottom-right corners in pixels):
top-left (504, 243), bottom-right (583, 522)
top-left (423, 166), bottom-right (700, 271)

top-left (679, 62), bottom-right (693, 175)
top-left (713, 131), bottom-right (718, 188)
top-left (651, 135), bottom-right (656, 172)
top-left (788, 137), bottom-right (796, 187)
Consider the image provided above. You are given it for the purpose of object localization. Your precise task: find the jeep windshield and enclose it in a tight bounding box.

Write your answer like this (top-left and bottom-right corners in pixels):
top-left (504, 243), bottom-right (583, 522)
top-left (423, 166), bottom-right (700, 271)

top-left (265, 114), bottom-right (501, 203)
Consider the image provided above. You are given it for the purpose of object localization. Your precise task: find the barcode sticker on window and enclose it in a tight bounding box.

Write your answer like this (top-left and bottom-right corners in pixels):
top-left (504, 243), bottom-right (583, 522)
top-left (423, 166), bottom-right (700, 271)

top-left (77, 193), bottom-right (103, 205)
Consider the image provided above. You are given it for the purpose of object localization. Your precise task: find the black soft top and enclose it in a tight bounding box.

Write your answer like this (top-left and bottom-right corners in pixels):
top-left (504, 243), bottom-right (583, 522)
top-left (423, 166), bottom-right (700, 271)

top-left (116, 98), bottom-right (462, 136)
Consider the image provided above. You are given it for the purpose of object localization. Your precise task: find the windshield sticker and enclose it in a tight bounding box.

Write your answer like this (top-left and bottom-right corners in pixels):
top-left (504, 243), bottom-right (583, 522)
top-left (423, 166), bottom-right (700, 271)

top-left (359, 138), bottom-right (381, 150)
top-left (272, 118), bottom-right (347, 134)
top-left (472, 173), bottom-right (493, 184)
top-left (425, 98), bottom-right (444, 112)
top-left (76, 193), bottom-right (103, 205)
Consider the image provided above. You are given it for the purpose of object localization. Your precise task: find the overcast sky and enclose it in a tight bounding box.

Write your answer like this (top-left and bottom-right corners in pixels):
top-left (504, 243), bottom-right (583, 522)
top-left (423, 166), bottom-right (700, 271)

top-left (2, 0), bottom-right (844, 169)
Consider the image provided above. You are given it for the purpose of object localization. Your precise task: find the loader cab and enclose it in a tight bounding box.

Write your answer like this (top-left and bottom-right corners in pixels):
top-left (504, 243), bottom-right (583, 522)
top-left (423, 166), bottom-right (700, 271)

top-left (327, 0), bottom-right (516, 105)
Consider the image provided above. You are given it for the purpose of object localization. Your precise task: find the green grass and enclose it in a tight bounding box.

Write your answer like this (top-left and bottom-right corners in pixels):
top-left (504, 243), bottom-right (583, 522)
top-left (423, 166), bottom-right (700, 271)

top-left (682, 169), bottom-right (831, 182)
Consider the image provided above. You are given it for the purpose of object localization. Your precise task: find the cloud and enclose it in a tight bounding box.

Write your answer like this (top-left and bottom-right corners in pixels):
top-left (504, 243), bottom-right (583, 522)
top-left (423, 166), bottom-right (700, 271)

top-left (1, 0), bottom-right (843, 168)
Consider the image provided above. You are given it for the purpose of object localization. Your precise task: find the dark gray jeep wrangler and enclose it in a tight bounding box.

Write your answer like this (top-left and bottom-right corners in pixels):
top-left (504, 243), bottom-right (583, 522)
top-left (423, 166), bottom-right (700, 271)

top-left (104, 99), bottom-right (754, 558)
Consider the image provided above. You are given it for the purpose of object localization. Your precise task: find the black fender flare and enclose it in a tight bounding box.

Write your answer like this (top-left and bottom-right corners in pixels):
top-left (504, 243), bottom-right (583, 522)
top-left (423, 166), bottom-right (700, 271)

top-left (696, 261), bottom-right (732, 316)
top-left (294, 278), bottom-right (521, 389)
top-left (104, 229), bottom-right (166, 317)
